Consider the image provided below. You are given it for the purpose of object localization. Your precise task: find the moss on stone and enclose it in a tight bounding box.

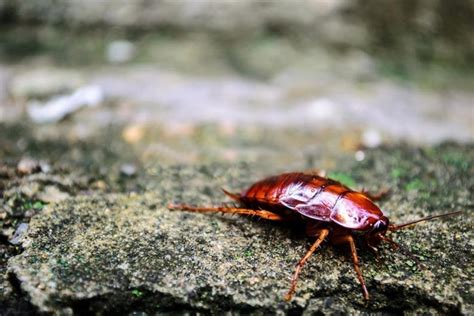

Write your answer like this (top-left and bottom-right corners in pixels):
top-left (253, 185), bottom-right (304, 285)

top-left (5, 143), bottom-right (473, 314)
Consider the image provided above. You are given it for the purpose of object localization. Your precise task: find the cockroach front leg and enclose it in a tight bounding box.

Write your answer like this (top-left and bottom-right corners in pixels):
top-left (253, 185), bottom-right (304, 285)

top-left (332, 234), bottom-right (369, 300)
top-left (365, 240), bottom-right (381, 262)
top-left (168, 203), bottom-right (285, 221)
top-left (284, 228), bottom-right (329, 301)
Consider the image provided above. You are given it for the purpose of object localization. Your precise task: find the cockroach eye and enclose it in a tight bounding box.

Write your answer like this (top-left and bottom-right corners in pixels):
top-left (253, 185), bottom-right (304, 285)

top-left (372, 216), bottom-right (389, 234)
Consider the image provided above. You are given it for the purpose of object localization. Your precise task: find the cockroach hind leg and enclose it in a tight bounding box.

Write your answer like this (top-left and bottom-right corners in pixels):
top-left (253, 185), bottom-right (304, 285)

top-left (168, 203), bottom-right (285, 221)
top-left (332, 234), bottom-right (370, 301)
top-left (284, 229), bottom-right (329, 301)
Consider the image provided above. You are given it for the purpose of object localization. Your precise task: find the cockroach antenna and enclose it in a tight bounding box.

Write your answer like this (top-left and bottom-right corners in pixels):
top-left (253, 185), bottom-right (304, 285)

top-left (389, 210), bottom-right (463, 231)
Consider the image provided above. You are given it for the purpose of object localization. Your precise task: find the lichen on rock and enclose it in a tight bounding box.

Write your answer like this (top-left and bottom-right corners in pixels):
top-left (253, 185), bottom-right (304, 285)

top-left (7, 145), bottom-right (473, 314)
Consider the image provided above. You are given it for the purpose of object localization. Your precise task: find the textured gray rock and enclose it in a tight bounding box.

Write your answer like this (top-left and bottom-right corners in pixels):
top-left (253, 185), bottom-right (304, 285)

top-left (7, 144), bottom-right (473, 314)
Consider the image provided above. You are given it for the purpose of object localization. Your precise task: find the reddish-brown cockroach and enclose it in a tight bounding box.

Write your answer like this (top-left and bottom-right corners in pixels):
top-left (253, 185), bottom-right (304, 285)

top-left (168, 172), bottom-right (461, 301)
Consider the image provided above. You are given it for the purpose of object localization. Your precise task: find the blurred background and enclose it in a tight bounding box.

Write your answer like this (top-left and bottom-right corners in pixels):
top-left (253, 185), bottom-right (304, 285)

top-left (0, 0), bottom-right (472, 171)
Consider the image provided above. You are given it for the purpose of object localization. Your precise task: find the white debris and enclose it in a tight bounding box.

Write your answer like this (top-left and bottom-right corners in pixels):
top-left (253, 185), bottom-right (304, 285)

top-left (106, 40), bottom-right (136, 64)
top-left (37, 186), bottom-right (70, 203)
top-left (9, 223), bottom-right (29, 245)
top-left (355, 150), bottom-right (365, 161)
top-left (17, 157), bottom-right (41, 175)
top-left (308, 98), bottom-right (337, 120)
top-left (27, 85), bottom-right (104, 123)
top-left (362, 128), bottom-right (382, 148)
top-left (120, 163), bottom-right (137, 177)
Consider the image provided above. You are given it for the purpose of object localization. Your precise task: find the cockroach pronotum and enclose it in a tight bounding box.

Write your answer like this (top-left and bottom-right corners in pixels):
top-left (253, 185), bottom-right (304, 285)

top-left (168, 172), bottom-right (461, 301)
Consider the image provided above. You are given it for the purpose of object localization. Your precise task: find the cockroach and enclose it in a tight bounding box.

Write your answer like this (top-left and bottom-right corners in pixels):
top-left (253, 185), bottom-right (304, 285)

top-left (168, 172), bottom-right (461, 301)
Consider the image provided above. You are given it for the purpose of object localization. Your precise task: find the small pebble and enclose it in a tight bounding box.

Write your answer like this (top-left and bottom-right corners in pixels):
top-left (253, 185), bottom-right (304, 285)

top-left (122, 124), bottom-right (145, 144)
top-left (362, 128), bottom-right (382, 148)
top-left (120, 164), bottom-right (137, 177)
top-left (9, 223), bottom-right (29, 245)
top-left (39, 161), bottom-right (51, 173)
top-left (355, 150), bottom-right (365, 161)
top-left (37, 186), bottom-right (70, 203)
top-left (0, 164), bottom-right (13, 178)
top-left (17, 157), bottom-right (41, 175)
top-left (106, 40), bottom-right (136, 64)
top-left (93, 180), bottom-right (108, 190)
top-left (24, 210), bottom-right (36, 218)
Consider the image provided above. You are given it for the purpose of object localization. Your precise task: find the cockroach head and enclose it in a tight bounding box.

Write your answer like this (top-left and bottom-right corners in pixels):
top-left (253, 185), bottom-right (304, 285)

top-left (370, 216), bottom-right (389, 236)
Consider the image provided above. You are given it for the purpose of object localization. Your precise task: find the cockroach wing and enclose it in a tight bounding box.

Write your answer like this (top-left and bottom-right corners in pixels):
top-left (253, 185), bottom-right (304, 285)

top-left (284, 182), bottom-right (319, 202)
top-left (280, 183), bottom-right (317, 206)
top-left (329, 195), bottom-right (378, 229)
top-left (330, 207), bottom-right (368, 229)
top-left (294, 203), bottom-right (332, 221)
top-left (280, 182), bottom-right (331, 221)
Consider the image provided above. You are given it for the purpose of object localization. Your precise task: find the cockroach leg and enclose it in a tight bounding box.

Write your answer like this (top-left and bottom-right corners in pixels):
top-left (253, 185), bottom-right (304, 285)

top-left (332, 234), bottom-right (369, 300)
top-left (361, 188), bottom-right (391, 201)
top-left (365, 241), bottom-right (381, 262)
top-left (167, 204), bottom-right (285, 221)
top-left (379, 235), bottom-right (399, 250)
top-left (284, 228), bottom-right (329, 301)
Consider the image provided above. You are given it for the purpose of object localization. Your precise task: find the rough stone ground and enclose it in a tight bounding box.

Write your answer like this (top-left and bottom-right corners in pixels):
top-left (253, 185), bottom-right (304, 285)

top-left (0, 122), bottom-right (472, 314)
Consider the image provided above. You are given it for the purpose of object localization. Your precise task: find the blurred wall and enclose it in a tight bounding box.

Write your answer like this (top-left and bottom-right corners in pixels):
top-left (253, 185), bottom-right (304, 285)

top-left (0, 0), bottom-right (472, 65)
